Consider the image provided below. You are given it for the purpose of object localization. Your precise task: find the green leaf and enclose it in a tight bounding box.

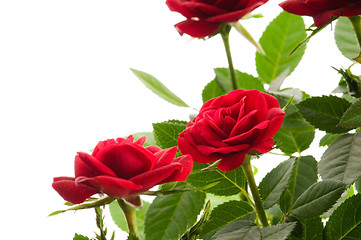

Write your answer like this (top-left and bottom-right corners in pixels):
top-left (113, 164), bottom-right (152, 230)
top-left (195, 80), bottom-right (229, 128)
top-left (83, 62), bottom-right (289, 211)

top-left (356, 178), bottom-right (361, 193)
top-left (297, 95), bottom-right (351, 134)
top-left (214, 68), bottom-right (265, 92)
top-left (202, 79), bottom-right (225, 103)
top-left (325, 194), bottom-right (361, 239)
top-left (152, 120), bottom-right (187, 149)
top-left (212, 220), bottom-right (261, 240)
top-left (335, 17), bottom-right (360, 60)
top-left (131, 68), bottom-right (189, 107)
top-left (256, 11), bottom-right (307, 84)
top-left (319, 133), bottom-right (343, 147)
top-left (200, 200), bottom-right (255, 240)
top-left (202, 69), bottom-right (265, 103)
top-left (109, 200), bottom-right (150, 239)
top-left (259, 158), bottom-right (295, 209)
top-left (286, 216), bottom-right (323, 240)
top-left (144, 191), bottom-right (206, 240)
top-left (73, 234), bottom-right (91, 240)
top-left (186, 162), bottom-right (246, 196)
top-left (260, 222), bottom-right (296, 240)
top-left (132, 132), bottom-right (157, 147)
top-left (274, 110), bottom-right (315, 154)
top-left (339, 97), bottom-right (361, 128)
top-left (319, 132), bottom-right (361, 185)
top-left (280, 156), bottom-right (318, 213)
top-left (291, 180), bottom-right (346, 218)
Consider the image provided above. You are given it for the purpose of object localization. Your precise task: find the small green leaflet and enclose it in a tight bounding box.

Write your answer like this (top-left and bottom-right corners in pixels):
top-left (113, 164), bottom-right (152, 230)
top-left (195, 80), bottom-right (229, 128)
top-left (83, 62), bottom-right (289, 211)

top-left (152, 120), bottom-right (187, 149)
top-left (290, 180), bottom-right (346, 218)
top-left (73, 234), bottom-right (91, 240)
top-left (186, 162), bottom-right (246, 196)
top-left (144, 191), bottom-right (206, 240)
top-left (319, 133), bottom-right (342, 147)
top-left (297, 95), bottom-right (351, 134)
top-left (202, 68), bottom-right (264, 103)
top-left (256, 11), bottom-right (306, 84)
top-left (212, 220), bottom-right (296, 240)
top-left (338, 97), bottom-right (361, 128)
top-left (335, 17), bottom-right (361, 60)
top-left (259, 158), bottom-right (295, 209)
top-left (200, 200), bottom-right (254, 240)
top-left (286, 216), bottom-right (324, 240)
top-left (280, 156), bottom-right (318, 214)
top-left (325, 194), bottom-right (361, 240)
top-left (131, 68), bottom-right (189, 107)
top-left (319, 132), bottom-right (361, 185)
top-left (132, 132), bottom-right (157, 147)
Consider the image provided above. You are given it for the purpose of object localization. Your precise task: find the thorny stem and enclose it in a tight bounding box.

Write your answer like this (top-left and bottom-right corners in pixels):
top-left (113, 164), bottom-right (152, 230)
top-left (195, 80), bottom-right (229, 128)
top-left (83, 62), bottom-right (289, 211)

top-left (242, 155), bottom-right (269, 227)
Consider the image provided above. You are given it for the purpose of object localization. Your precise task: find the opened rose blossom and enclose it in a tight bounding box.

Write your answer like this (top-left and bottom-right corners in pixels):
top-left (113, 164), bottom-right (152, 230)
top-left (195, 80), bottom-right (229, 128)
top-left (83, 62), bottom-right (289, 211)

top-left (280, 0), bottom-right (361, 27)
top-left (166, 0), bottom-right (269, 38)
top-left (52, 136), bottom-right (193, 204)
top-left (178, 89), bottom-right (285, 172)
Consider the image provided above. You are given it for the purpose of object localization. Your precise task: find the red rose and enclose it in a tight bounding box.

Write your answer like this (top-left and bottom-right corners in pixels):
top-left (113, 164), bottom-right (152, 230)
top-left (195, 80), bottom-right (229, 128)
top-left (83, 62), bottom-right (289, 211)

top-left (52, 136), bottom-right (193, 204)
top-left (178, 89), bottom-right (285, 172)
top-left (280, 0), bottom-right (361, 27)
top-left (166, 0), bottom-right (268, 38)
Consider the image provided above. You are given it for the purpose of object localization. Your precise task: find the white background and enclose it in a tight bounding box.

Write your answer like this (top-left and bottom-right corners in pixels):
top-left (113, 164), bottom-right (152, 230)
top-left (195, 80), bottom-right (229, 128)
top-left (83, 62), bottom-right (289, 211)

top-left (0, 0), bottom-right (355, 239)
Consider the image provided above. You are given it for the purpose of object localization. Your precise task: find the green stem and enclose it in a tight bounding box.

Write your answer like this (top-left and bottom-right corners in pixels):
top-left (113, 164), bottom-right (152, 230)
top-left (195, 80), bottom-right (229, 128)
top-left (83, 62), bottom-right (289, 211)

top-left (242, 156), bottom-right (269, 227)
top-left (221, 28), bottom-right (238, 90)
top-left (117, 199), bottom-right (138, 237)
top-left (349, 16), bottom-right (361, 48)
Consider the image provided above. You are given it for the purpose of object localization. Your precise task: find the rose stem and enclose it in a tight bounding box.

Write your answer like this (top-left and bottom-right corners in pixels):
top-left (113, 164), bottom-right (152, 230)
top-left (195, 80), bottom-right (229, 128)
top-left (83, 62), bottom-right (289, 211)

top-left (117, 198), bottom-right (138, 237)
top-left (349, 16), bottom-right (361, 49)
top-left (241, 155), bottom-right (269, 227)
top-left (220, 26), bottom-right (238, 90)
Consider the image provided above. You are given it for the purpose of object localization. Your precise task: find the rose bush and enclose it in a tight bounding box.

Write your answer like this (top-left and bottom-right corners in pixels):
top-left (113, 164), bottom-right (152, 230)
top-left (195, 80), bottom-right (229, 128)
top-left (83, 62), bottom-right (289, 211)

top-left (280, 0), bottom-right (361, 27)
top-left (178, 89), bottom-right (285, 172)
top-left (52, 135), bottom-right (193, 204)
top-left (166, 0), bottom-right (268, 38)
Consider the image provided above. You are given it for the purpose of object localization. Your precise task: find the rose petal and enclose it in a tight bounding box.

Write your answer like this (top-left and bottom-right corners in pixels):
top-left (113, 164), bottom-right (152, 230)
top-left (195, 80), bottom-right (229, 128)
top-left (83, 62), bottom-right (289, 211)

top-left (76, 176), bottom-right (142, 198)
top-left (178, 133), bottom-right (221, 163)
top-left (130, 162), bottom-right (182, 188)
top-left (174, 20), bottom-right (221, 38)
top-left (159, 154), bottom-right (194, 183)
top-left (154, 147), bottom-right (178, 168)
top-left (251, 138), bottom-right (274, 153)
top-left (197, 143), bottom-right (250, 155)
top-left (52, 177), bottom-right (98, 204)
top-left (96, 143), bottom-right (156, 179)
top-left (75, 152), bottom-right (117, 178)
top-left (217, 151), bottom-right (248, 172)
top-left (223, 120), bottom-right (269, 145)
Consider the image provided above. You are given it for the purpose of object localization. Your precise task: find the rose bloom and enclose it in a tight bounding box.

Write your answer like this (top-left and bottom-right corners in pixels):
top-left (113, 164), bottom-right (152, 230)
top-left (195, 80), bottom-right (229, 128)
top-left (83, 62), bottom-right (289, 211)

top-left (280, 0), bottom-right (361, 27)
top-left (166, 0), bottom-right (268, 38)
top-left (52, 136), bottom-right (193, 204)
top-left (178, 89), bottom-right (285, 172)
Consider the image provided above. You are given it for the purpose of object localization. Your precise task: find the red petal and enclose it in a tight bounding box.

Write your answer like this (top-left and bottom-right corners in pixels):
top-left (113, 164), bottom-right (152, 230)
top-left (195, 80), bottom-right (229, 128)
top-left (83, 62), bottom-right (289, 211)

top-left (96, 143), bottom-right (156, 179)
top-left (178, 132), bottom-right (221, 163)
top-left (174, 20), bottom-right (221, 38)
top-left (217, 152), bottom-right (248, 172)
top-left (52, 177), bottom-right (98, 204)
top-left (154, 147), bottom-right (178, 168)
top-left (159, 154), bottom-right (194, 183)
top-left (76, 176), bottom-right (142, 198)
top-left (75, 152), bottom-right (117, 178)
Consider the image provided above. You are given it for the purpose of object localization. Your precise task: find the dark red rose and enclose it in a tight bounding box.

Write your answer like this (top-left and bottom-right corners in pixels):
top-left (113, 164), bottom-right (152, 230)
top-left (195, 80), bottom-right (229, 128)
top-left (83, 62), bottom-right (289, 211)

top-left (280, 0), bottom-right (361, 27)
top-left (166, 0), bottom-right (269, 38)
top-left (52, 136), bottom-right (193, 204)
top-left (178, 89), bottom-right (285, 172)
